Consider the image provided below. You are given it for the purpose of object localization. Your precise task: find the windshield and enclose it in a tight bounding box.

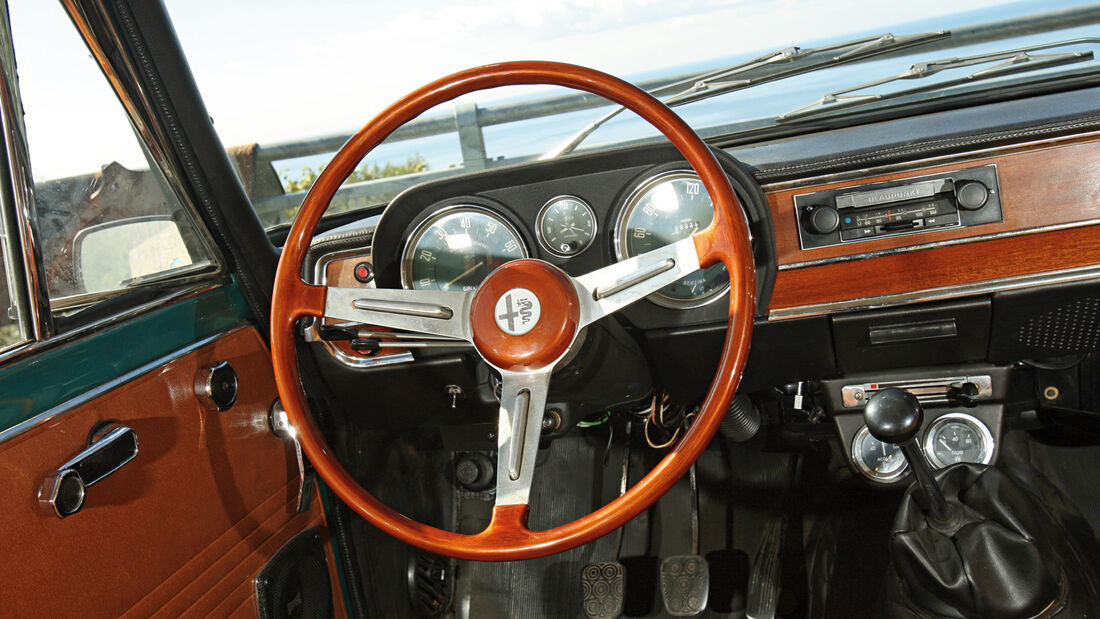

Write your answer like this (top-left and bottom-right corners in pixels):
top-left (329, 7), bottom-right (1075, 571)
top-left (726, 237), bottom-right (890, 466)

top-left (161, 0), bottom-right (1100, 231)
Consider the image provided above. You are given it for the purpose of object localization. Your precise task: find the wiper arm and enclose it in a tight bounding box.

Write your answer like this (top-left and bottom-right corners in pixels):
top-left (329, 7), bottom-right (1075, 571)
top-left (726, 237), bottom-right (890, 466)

top-left (777, 38), bottom-right (1099, 122)
top-left (539, 30), bottom-right (950, 159)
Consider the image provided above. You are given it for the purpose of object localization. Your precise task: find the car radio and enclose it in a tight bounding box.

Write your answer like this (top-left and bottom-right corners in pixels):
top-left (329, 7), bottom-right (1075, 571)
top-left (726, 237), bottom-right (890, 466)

top-left (795, 164), bottom-right (1003, 250)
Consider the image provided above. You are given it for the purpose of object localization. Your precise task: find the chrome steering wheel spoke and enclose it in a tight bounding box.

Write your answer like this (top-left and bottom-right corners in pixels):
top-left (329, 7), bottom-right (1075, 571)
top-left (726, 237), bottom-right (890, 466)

top-left (572, 236), bottom-right (703, 327)
top-left (324, 286), bottom-right (474, 342)
top-left (493, 366), bottom-right (554, 507)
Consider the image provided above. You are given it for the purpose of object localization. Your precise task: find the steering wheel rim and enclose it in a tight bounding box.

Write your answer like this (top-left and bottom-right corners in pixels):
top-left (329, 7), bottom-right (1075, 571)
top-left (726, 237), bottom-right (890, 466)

top-left (271, 61), bottom-right (755, 561)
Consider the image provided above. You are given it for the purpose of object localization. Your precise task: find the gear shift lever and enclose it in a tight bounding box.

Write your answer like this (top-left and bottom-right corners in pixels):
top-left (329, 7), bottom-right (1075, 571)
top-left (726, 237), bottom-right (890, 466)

top-left (864, 389), bottom-right (951, 522)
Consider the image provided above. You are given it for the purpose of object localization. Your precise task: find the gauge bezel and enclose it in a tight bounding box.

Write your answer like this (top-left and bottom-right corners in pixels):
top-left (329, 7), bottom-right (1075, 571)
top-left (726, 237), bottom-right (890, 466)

top-left (400, 204), bottom-right (528, 290)
top-left (852, 425), bottom-right (910, 483)
top-left (535, 195), bottom-right (597, 258)
top-left (922, 412), bottom-right (994, 469)
top-left (613, 169), bottom-right (731, 309)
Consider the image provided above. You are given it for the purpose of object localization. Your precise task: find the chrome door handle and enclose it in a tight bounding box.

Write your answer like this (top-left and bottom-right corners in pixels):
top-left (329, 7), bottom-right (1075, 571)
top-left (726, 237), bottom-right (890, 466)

top-left (39, 425), bottom-right (139, 518)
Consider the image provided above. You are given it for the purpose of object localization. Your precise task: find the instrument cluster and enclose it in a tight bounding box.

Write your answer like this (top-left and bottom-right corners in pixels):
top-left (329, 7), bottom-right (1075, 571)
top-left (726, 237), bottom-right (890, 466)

top-left (396, 168), bottom-right (727, 309)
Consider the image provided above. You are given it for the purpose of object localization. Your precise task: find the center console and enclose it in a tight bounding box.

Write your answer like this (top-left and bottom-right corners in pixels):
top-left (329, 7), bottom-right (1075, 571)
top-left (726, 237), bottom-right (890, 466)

top-left (820, 364), bottom-right (1010, 485)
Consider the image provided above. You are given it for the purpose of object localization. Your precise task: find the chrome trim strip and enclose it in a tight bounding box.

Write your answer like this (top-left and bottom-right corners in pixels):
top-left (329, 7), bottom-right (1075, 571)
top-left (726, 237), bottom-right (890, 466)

top-left (0, 5), bottom-right (51, 340)
top-left (769, 264), bottom-right (1100, 320)
top-left (781, 220), bottom-right (1100, 271)
top-left (0, 326), bottom-right (241, 446)
top-left (595, 258), bottom-right (676, 300)
top-left (351, 298), bottom-right (455, 320)
top-left (0, 281), bottom-right (224, 367)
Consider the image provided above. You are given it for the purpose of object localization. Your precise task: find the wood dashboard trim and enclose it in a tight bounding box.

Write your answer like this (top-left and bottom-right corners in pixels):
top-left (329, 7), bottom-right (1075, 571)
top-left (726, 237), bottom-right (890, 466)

top-left (769, 224), bottom-right (1100, 314)
top-left (768, 136), bottom-right (1100, 267)
top-left (765, 134), bottom-right (1100, 314)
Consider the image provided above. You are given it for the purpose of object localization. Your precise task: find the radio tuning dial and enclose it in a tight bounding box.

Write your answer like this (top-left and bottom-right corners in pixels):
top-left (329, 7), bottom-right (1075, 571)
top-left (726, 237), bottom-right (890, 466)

top-left (802, 205), bottom-right (840, 235)
top-left (955, 181), bottom-right (989, 210)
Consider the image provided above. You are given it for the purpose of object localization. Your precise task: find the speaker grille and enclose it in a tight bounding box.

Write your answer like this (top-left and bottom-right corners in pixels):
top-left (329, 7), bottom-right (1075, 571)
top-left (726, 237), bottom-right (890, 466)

top-left (1016, 297), bottom-right (1100, 353)
top-left (256, 528), bottom-right (332, 619)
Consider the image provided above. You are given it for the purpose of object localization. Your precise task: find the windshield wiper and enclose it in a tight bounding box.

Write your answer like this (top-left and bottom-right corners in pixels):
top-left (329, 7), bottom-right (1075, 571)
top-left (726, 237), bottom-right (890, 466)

top-left (776, 39), bottom-right (1099, 122)
top-left (538, 30), bottom-right (950, 159)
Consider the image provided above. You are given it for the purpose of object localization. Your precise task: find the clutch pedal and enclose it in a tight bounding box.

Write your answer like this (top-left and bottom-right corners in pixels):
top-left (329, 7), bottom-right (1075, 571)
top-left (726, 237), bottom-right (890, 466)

top-left (582, 421), bottom-right (631, 619)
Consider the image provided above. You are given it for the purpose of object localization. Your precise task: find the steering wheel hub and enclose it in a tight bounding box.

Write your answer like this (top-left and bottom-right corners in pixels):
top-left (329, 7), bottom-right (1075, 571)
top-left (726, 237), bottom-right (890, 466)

top-left (493, 288), bottom-right (541, 335)
top-left (470, 259), bottom-right (580, 371)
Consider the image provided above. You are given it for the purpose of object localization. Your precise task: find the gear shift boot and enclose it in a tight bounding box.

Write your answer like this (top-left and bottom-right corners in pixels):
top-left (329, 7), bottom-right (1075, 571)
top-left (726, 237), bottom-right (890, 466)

top-left (891, 463), bottom-right (1063, 618)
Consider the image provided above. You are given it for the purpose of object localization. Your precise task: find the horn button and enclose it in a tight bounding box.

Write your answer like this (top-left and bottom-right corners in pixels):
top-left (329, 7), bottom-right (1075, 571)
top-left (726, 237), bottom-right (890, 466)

top-left (470, 260), bottom-right (580, 371)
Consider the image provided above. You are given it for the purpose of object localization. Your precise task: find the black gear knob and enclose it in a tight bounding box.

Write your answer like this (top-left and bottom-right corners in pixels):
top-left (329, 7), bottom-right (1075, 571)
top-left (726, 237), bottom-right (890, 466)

top-left (864, 388), bottom-right (951, 522)
top-left (864, 388), bottom-right (923, 444)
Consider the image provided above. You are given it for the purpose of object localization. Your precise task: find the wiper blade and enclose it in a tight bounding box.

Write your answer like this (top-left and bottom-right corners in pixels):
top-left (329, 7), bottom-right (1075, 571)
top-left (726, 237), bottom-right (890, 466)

top-left (539, 30), bottom-right (950, 159)
top-left (777, 38), bottom-right (1099, 122)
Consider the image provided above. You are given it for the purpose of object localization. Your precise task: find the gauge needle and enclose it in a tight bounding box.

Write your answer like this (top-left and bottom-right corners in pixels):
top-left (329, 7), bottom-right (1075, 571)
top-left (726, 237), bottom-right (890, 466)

top-left (445, 260), bottom-right (485, 288)
top-left (939, 436), bottom-right (951, 450)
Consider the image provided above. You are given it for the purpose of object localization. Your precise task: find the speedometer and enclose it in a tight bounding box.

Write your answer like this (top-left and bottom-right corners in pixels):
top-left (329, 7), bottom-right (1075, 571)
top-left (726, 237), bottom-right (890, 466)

top-left (615, 170), bottom-right (730, 308)
top-left (401, 205), bottom-right (527, 291)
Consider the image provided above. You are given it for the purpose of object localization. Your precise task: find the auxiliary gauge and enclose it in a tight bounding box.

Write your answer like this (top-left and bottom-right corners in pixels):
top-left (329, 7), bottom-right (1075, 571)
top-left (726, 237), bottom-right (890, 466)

top-left (923, 412), bottom-right (994, 468)
top-left (536, 196), bottom-right (596, 256)
top-left (852, 425), bottom-right (909, 483)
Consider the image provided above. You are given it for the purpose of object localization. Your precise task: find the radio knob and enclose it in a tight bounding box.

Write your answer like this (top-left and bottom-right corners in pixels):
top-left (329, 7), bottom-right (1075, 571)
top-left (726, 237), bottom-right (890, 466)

top-left (802, 205), bottom-right (840, 235)
top-left (955, 181), bottom-right (989, 210)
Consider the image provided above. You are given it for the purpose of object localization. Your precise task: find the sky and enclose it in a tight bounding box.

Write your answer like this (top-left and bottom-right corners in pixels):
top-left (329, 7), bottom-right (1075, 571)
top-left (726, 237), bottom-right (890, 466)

top-left (6, 0), bottom-right (1068, 180)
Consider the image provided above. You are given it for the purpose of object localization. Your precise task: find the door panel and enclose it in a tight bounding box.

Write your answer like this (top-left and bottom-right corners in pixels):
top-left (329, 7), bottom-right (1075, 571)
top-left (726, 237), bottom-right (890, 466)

top-left (0, 326), bottom-right (333, 617)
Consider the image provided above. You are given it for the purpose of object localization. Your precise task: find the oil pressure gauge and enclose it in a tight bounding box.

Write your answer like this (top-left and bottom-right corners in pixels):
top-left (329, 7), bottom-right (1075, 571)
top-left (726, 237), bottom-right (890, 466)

top-left (537, 196), bottom-right (596, 256)
top-left (923, 412), bottom-right (994, 468)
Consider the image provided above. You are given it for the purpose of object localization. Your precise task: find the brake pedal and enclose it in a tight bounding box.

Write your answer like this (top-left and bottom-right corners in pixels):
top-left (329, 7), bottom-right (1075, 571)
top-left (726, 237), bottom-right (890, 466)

top-left (746, 516), bottom-right (785, 619)
top-left (660, 464), bottom-right (709, 616)
top-left (581, 561), bottom-right (626, 618)
top-left (659, 554), bottom-right (709, 616)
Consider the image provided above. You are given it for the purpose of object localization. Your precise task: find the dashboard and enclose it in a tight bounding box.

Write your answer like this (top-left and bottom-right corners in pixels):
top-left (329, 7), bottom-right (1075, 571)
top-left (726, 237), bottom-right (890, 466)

top-left (301, 104), bottom-right (1100, 486)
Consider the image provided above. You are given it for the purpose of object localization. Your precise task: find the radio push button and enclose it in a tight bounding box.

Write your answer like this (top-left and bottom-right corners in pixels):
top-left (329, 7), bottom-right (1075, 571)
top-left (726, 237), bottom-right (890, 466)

top-left (924, 213), bottom-right (960, 228)
top-left (840, 226), bottom-right (876, 241)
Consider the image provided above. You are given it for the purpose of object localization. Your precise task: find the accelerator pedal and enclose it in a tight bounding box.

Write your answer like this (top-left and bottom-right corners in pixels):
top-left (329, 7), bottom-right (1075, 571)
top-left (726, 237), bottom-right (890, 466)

top-left (659, 554), bottom-right (709, 617)
top-left (581, 561), bottom-right (626, 618)
top-left (746, 516), bottom-right (785, 619)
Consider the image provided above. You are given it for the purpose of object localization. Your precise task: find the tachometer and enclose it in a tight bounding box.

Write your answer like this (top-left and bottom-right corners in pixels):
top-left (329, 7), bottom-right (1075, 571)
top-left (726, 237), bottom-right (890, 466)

top-left (401, 206), bottom-right (527, 291)
top-left (615, 170), bottom-right (729, 308)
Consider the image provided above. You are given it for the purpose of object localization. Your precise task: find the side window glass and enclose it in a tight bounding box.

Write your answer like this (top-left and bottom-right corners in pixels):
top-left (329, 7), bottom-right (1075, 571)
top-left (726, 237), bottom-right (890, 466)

top-left (9, 2), bottom-right (218, 319)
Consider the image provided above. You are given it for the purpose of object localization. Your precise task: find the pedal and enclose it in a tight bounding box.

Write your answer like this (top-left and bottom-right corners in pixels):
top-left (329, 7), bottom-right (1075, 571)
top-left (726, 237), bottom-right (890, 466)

top-left (659, 555), bottom-right (709, 617)
top-left (581, 561), bottom-right (625, 619)
top-left (746, 517), bottom-right (785, 619)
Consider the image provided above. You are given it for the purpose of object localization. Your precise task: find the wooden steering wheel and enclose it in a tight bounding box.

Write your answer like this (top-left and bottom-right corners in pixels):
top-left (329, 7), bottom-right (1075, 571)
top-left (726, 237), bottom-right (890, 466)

top-left (271, 61), bottom-right (755, 561)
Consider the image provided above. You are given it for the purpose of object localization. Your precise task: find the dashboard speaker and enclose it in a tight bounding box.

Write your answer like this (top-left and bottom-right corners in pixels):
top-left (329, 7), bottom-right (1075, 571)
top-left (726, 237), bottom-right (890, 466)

top-left (256, 528), bottom-right (333, 619)
top-left (990, 280), bottom-right (1100, 361)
